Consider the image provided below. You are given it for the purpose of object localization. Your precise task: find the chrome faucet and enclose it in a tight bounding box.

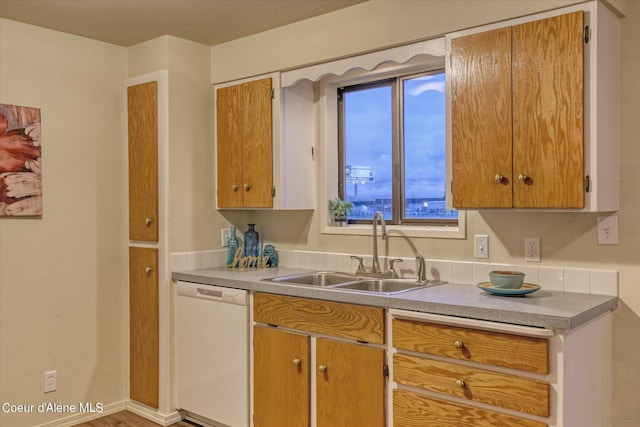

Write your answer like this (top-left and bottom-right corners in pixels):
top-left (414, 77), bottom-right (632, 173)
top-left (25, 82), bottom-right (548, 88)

top-left (371, 211), bottom-right (388, 274)
top-left (416, 253), bottom-right (428, 284)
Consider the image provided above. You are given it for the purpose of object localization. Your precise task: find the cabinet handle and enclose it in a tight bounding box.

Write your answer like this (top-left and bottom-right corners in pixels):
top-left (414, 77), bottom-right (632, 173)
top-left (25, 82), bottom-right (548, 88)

top-left (518, 174), bottom-right (532, 185)
top-left (145, 217), bottom-right (153, 226)
top-left (232, 184), bottom-right (239, 192)
top-left (318, 365), bottom-right (327, 372)
top-left (244, 184), bottom-right (251, 191)
top-left (456, 379), bottom-right (466, 388)
top-left (292, 358), bottom-right (301, 366)
top-left (494, 174), bottom-right (503, 183)
top-left (454, 340), bottom-right (464, 349)
top-left (145, 267), bottom-right (153, 274)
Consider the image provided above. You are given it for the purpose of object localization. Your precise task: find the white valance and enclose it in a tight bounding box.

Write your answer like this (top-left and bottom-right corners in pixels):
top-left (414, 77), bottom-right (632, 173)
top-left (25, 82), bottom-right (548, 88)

top-left (281, 38), bottom-right (445, 87)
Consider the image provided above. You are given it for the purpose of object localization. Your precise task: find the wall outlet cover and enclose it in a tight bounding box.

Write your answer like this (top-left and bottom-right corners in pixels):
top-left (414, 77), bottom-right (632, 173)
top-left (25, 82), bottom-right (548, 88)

top-left (597, 215), bottom-right (619, 245)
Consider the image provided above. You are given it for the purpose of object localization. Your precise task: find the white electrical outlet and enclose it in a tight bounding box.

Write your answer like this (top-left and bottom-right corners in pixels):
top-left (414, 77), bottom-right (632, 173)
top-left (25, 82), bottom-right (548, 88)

top-left (44, 370), bottom-right (56, 393)
top-left (474, 235), bottom-right (489, 259)
top-left (221, 228), bottom-right (231, 247)
top-left (525, 237), bottom-right (540, 262)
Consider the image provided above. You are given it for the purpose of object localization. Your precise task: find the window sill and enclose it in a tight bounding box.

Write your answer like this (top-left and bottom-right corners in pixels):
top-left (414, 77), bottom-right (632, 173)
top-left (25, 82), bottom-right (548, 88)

top-left (321, 214), bottom-right (466, 240)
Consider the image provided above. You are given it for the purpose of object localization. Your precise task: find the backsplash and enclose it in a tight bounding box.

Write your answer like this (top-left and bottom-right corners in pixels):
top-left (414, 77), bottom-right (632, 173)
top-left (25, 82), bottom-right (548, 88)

top-left (170, 249), bottom-right (618, 297)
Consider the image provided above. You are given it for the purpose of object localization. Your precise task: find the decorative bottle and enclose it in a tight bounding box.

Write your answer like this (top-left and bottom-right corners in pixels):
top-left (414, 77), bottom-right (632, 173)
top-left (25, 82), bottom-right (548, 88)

top-left (243, 224), bottom-right (260, 257)
top-left (226, 226), bottom-right (239, 266)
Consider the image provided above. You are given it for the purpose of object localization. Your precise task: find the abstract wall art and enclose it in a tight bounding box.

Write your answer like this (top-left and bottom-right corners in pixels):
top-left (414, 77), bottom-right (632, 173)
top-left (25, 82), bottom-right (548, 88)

top-left (0, 103), bottom-right (42, 216)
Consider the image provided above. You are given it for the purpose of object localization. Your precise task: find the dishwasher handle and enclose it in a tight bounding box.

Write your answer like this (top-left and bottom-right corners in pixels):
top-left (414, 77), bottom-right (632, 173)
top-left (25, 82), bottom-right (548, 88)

top-left (176, 281), bottom-right (247, 306)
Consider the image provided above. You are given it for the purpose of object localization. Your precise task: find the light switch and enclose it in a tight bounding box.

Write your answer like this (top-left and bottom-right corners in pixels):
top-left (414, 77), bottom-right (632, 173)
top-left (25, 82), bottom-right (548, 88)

top-left (474, 235), bottom-right (489, 259)
top-left (597, 215), bottom-right (618, 245)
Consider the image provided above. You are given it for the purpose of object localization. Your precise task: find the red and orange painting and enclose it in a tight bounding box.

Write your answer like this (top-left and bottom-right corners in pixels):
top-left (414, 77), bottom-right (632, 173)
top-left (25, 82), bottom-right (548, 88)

top-left (0, 103), bottom-right (42, 216)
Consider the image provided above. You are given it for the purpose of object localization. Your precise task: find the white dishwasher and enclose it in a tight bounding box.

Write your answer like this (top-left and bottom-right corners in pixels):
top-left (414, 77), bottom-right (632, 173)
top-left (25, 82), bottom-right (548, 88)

top-left (175, 280), bottom-right (249, 427)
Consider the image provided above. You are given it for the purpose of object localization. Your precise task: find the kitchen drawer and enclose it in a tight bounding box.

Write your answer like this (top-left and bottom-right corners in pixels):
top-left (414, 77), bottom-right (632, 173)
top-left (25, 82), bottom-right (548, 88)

top-left (254, 293), bottom-right (384, 344)
top-left (393, 319), bottom-right (548, 374)
top-left (393, 389), bottom-right (548, 427)
top-left (394, 353), bottom-right (549, 417)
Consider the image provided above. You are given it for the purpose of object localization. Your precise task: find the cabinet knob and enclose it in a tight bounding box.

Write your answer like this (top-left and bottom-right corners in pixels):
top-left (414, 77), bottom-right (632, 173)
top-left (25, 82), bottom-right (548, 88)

top-left (494, 174), bottom-right (503, 182)
top-left (292, 358), bottom-right (301, 366)
top-left (145, 267), bottom-right (153, 274)
top-left (244, 184), bottom-right (251, 191)
top-left (145, 217), bottom-right (154, 226)
top-left (318, 365), bottom-right (327, 372)
top-left (518, 174), bottom-right (532, 185)
top-left (454, 340), bottom-right (464, 349)
top-left (456, 379), bottom-right (466, 388)
top-left (232, 184), bottom-right (239, 192)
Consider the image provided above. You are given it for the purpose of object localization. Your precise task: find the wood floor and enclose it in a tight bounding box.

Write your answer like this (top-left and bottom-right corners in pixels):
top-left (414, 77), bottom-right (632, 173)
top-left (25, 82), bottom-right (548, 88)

top-left (73, 411), bottom-right (195, 427)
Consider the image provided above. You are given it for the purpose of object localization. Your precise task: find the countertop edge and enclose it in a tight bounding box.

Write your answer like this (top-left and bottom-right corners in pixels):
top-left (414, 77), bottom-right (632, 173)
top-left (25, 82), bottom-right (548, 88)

top-left (172, 268), bottom-right (618, 331)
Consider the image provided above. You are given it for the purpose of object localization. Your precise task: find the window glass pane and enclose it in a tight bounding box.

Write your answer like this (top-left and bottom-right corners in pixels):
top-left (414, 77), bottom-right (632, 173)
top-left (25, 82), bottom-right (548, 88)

top-left (403, 73), bottom-right (458, 220)
top-left (343, 84), bottom-right (392, 220)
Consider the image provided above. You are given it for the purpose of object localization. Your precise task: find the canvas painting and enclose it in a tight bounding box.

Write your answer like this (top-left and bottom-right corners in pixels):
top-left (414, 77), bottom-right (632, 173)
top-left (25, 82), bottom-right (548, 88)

top-left (0, 103), bottom-right (42, 216)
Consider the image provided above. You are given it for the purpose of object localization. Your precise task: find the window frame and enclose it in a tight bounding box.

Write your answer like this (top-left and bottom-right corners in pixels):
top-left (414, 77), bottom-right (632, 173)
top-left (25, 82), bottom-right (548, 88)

top-left (337, 68), bottom-right (456, 227)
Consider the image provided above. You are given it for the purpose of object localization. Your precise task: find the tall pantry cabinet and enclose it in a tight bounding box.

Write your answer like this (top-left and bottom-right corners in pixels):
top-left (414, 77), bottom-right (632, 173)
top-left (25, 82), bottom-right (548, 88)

top-left (126, 71), bottom-right (169, 416)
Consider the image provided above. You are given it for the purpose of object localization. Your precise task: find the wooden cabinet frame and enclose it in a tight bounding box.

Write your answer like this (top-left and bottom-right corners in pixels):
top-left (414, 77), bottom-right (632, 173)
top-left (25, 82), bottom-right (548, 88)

top-left (446, 2), bottom-right (619, 212)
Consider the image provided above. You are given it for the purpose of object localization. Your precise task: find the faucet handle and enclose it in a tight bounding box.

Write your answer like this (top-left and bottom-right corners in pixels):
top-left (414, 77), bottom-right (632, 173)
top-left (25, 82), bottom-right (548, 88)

top-left (350, 255), bottom-right (367, 275)
top-left (389, 259), bottom-right (403, 279)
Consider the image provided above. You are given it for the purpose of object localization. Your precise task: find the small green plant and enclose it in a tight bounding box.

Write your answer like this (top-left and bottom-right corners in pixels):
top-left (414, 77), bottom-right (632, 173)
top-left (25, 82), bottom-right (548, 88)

top-left (328, 197), bottom-right (354, 217)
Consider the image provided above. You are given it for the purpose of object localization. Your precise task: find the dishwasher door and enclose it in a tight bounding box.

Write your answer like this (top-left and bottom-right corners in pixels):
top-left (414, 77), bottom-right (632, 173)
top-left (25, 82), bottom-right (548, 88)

top-left (175, 281), bottom-right (249, 427)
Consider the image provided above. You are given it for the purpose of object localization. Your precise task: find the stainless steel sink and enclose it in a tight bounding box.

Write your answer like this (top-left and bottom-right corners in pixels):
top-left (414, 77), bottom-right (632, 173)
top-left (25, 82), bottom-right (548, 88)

top-left (264, 272), bottom-right (438, 295)
top-left (332, 279), bottom-right (427, 295)
top-left (267, 271), bottom-right (357, 287)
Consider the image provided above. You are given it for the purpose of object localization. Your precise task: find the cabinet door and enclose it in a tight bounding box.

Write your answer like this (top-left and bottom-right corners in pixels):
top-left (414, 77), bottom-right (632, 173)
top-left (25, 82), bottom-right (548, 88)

top-left (242, 78), bottom-right (273, 208)
top-left (129, 246), bottom-right (159, 408)
top-left (512, 11), bottom-right (584, 208)
top-left (216, 78), bottom-right (273, 208)
top-left (217, 82), bottom-right (246, 208)
top-left (451, 27), bottom-right (512, 208)
top-left (316, 338), bottom-right (385, 427)
top-left (254, 326), bottom-right (310, 427)
top-left (128, 82), bottom-right (158, 241)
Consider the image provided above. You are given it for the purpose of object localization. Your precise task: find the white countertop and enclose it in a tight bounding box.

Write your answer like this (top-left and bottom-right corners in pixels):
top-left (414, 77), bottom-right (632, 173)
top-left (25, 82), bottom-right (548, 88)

top-left (172, 266), bottom-right (618, 330)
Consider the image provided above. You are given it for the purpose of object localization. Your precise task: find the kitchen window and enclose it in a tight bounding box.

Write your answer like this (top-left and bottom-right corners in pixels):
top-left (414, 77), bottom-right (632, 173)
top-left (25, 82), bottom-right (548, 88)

top-left (338, 70), bottom-right (458, 226)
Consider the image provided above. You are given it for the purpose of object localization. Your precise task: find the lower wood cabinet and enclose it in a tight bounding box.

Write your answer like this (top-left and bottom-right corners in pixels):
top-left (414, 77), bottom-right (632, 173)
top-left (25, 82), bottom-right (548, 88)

top-left (316, 338), bottom-right (385, 427)
top-left (129, 246), bottom-right (159, 408)
top-left (254, 326), bottom-right (310, 427)
top-left (393, 389), bottom-right (547, 427)
top-left (392, 317), bottom-right (550, 427)
top-left (253, 293), bottom-right (386, 427)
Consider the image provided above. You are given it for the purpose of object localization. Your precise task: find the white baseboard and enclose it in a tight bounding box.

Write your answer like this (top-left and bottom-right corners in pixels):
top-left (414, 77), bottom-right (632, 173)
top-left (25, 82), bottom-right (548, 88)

top-left (125, 400), bottom-right (183, 426)
top-left (32, 400), bottom-right (182, 427)
top-left (34, 401), bottom-right (126, 427)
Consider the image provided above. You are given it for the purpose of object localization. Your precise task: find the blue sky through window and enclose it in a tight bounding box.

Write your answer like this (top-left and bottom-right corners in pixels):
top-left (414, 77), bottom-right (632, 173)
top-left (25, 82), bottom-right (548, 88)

top-left (342, 72), bottom-right (455, 221)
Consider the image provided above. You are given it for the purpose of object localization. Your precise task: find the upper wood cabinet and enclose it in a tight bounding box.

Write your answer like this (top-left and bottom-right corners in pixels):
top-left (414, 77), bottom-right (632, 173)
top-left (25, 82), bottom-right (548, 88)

top-left (215, 74), bottom-right (315, 210)
top-left (447, 2), bottom-right (620, 211)
top-left (217, 77), bottom-right (274, 208)
top-left (128, 82), bottom-right (159, 241)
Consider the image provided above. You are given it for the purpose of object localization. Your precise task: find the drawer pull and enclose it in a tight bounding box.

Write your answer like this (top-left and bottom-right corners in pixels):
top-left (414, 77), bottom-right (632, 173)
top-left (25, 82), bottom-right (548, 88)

top-left (292, 358), bottom-right (301, 366)
top-left (454, 340), bottom-right (464, 349)
top-left (318, 365), bottom-right (327, 372)
top-left (455, 379), bottom-right (466, 388)
top-left (145, 267), bottom-right (153, 274)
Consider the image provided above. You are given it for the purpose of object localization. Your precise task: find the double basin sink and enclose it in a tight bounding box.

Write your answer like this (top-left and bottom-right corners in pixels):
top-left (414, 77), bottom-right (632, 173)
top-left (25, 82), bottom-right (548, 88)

top-left (263, 271), bottom-right (442, 295)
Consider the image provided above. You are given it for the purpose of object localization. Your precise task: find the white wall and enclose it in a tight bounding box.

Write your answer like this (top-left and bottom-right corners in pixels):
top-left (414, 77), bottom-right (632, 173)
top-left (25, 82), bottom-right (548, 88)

top-left (210, 1), bottom-right (640, 426)
top-left (0, 19), bottom-right (128, 427)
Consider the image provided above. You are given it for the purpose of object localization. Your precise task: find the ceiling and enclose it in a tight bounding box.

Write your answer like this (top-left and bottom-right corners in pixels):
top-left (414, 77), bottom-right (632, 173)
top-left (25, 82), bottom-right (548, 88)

top-left (0, 0), bottom-right (366, 47)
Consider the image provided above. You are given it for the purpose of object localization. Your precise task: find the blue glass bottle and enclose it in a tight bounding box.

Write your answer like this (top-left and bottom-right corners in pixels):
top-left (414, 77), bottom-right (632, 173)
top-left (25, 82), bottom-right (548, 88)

top-left (244, 224), bottom-right (260, 257)
top-left (227, 226), bottom-right (239, 266)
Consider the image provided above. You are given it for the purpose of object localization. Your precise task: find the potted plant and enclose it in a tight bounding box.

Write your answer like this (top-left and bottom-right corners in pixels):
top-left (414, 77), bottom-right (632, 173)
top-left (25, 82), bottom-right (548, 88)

top-left (328, 197), bottom-right (354, 226)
